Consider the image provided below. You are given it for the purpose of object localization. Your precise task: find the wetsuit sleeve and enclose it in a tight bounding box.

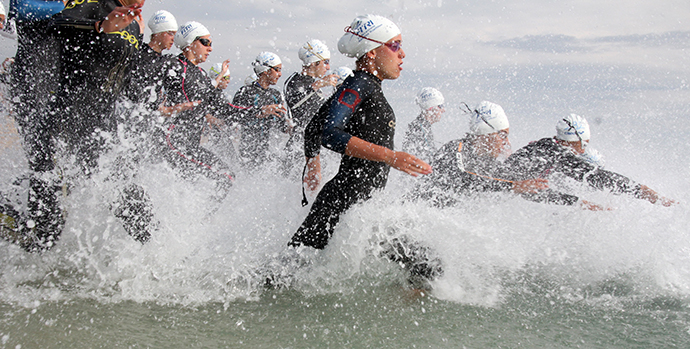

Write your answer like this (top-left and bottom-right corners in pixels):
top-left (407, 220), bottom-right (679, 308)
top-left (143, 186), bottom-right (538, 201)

top-left (320, 77), bottom-right (373, 154)
top-left (231, 86), bottom-right (261, 123)
top-left (584, 168), bottom-right (641, 196)
top-left (303, 98), bottom-right (331, 158)
top-left (206, 87), bottom-right (249, 123)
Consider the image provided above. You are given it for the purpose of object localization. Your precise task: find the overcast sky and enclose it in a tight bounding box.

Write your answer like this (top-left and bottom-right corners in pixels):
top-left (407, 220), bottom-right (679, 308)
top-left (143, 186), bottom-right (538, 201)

top-left (1, 0), bottom-right (687, 89)
top-left (0, 0), bottom-right (688, 142)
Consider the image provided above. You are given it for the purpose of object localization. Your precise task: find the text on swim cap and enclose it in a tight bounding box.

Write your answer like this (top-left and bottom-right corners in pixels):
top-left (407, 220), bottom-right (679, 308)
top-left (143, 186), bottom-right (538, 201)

top-left (179, 24), bottom-right (195, 37)
top-left (153, 14), bottom-right (167, 24)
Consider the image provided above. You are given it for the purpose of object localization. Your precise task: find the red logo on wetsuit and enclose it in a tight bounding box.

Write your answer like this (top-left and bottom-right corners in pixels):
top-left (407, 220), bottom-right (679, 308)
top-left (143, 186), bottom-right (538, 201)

top-left (338, 88), bottom-right (361, 112)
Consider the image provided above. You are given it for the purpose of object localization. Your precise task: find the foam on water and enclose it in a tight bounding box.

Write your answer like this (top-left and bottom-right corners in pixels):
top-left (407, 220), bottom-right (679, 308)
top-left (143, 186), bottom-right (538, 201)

top-left (1, 70), bottom-right (689, 312)
top-left (1, 128), bottom-right (688, 310)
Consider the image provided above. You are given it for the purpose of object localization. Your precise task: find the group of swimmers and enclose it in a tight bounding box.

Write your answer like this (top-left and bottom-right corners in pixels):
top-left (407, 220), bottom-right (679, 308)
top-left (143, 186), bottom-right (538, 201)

top-left (0, 1), bottom-right (675, 287)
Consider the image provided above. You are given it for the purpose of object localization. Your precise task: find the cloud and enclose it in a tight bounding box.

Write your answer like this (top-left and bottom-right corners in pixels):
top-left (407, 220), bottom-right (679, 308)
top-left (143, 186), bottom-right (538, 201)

top-left (487, 34), bottom-right (588, 54)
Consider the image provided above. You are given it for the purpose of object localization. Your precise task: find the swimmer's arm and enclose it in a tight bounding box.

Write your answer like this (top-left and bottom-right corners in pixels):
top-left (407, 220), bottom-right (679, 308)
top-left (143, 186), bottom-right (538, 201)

top-left (345, 137), bottom-right (432, 177)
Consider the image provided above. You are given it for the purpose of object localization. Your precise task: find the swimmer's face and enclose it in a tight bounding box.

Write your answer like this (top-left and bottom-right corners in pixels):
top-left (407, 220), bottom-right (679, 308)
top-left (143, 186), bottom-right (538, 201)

top-left (560, 139), bottom-right (589, 155)
top-left (312, 59), bottom-right (330, 78)
top-left (265, 64), bottom-right (282, 85)
top-left (424, 105), bottom-right (445, 124)
top-left (153, 30), bottom-right (176, 51)
top-left (188, 35), bottom-right (212, 64)
top-left (370, 34), bottom-right (405, 80)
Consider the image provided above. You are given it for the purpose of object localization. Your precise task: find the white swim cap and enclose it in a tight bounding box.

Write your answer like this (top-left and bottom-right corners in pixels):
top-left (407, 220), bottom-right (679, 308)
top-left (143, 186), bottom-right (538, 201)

top-left (556, 114), bottom-right (590, 142)
top-left (148, 10), bottom-right (178, 34)
top-left (469, 101), bottom-right (510, 135)
top-left (335, 66), bottom-right (354, 85)
top-left (252, 52), bottom-right (282, 75)
top-left (0, 2), bottom-right (5, 17)
top-left (298, 39), bottom-right (331, 65)
top-left (415, 87), bottom-right (444, 110)
top-left (174, 21), bottom-right (210, 50)
top-left (244, 73), bottom-right (258, 86)
top-left (338, 15), bottom-right (401, 59)
top-left (208, 62), bottom-right (230, 79)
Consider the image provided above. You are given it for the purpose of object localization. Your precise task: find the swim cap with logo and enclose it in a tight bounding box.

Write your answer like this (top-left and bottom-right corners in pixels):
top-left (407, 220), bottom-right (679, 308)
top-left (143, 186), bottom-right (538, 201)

top-left (147, 10), bottom-right (178, 34)
top-left (174, 21), bottom-right (210, 49)
top-left (415, 87), bottom-right (444, 110)
top-left (335, 66), bottom-right (354, 85)
top-left (338, 14), bottom-right (401, 59)
top-left (298, 39), bottom-right (331, 65)
top-left (556, 114), bottom-right (590, 142)
top-left (252, 52), bottom-right (282, 75)
top-left (469, 101), bottom-right (510, 135)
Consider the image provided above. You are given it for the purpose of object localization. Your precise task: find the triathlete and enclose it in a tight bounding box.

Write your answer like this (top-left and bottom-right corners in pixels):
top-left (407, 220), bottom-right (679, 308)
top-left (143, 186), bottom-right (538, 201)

top-left (158, 21), bottom-right (242, 203)
top-left (0, 0), bottom-right (146, 251)
top-left (402, 87), bottom-right (445, 163)
top-left (411, 101), bottom-right (598, 208)
top-left (289, 14), bottom-right (431, 250)
top-left (284, 39), bottom-right (338, 131)
top-left (282, 39), bottom-right (338, 173)
top-left (505, 114), bottom-right (675, 206)
top-left (123, 9), bottom-right (178, 106)
top-left (232, 51), bottom-right (290, 169)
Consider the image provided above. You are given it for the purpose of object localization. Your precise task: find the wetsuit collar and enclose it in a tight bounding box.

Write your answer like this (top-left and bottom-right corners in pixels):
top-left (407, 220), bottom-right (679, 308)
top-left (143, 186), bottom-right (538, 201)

top-left (177, 53), bottom-right (193, 65)
top-left (354, 70), bottom-right (382, 86)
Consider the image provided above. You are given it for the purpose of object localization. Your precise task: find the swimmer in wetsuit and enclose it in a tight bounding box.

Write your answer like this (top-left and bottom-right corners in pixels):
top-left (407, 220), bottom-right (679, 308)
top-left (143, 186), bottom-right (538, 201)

top-left (289, 14), bottom-right (431, 250)
top-left (402, 87), bottom-right (446, 163)
top-left (505, 114), bottom-right (675, 206)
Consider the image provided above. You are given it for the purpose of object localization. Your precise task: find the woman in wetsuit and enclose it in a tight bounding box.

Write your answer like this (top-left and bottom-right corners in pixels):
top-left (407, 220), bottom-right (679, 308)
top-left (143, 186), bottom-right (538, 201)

top-left (159, 21), bottom-right (243, 202)
top-left (289, 14), bottom-right (431, 250)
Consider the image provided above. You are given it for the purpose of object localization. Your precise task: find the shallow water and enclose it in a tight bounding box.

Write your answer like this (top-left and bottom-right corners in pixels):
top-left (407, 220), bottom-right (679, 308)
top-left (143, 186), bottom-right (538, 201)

top-left (1, 61), bottom-right (690, 348)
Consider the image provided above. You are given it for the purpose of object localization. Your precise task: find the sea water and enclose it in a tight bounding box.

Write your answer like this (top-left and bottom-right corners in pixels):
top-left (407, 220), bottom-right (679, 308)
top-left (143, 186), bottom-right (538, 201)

top-left (1, 65), bottom-right (690, 348)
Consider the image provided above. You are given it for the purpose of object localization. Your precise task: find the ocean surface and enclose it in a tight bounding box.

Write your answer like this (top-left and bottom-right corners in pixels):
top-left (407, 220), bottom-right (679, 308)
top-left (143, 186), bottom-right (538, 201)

top-left (1, 58), bottom-right (689, 348)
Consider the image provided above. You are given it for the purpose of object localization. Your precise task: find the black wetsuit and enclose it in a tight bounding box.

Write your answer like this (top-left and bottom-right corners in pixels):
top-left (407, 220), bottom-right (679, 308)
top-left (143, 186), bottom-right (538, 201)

top-left (289, 70), bottom-right (395, 249)
top-left (283, 72), bottom-right (326, 130)
top-left (232, 82), bottom-right (287, 167)
top-left (413, 137), bottom-right (579, 206)
top-left (122, 44), bottom-right (168, 108)
top-left (282, 72), bottom-right (328, 173)
top-left (4, 0), bottom-right (62, 252)
top-left (159, 54), bottom-right (241, 189)
top-left (402, 114), bottom-right (435, 163)
top-left (0, 0), bottom-right (143, 251)
top-left (48, 0), bottom-right (143, 169)
top-left (505, 137), bottom-right (646, 198)
top-left (9, 0), bottom-right (63, 173)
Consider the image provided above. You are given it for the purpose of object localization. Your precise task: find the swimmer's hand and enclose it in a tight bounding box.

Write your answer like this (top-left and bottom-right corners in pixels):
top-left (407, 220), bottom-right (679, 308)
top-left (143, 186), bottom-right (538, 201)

top-left (636, 185), bottom-right (676, 207)
top-left (511, 178), bottom-right (548, 194)
top-left (579, 199), bottom-right (611, 211)
top-left (259, 104), bottom-right (287, 118)
top-left (303, 155), bottom-right (321, 191)
top-left (97, 4), bottom-right (142, 33)
top-left (386, 151), bottom-right (432, 177)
